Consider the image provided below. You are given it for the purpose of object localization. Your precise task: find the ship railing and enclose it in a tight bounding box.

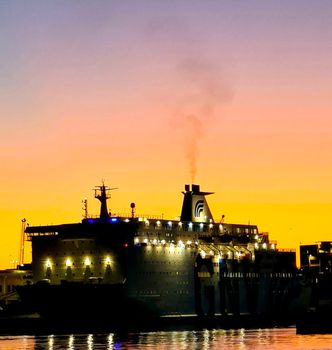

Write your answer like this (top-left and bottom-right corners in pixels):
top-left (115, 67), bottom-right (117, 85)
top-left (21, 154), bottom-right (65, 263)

top-left (26, 231), bottom-right (58, 239)
top-left (86, 213), bottom-right (165, 220)
top-left (199, 244), bottom-right (221, 256)
top-left (0, 290), bottom-right (19, 302)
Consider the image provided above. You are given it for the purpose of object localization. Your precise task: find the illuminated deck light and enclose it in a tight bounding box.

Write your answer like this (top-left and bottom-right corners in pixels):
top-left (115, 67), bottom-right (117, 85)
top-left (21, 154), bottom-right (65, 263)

top-left (186, 240), bottom-right (192, 245)
top-left (200, 251), bottom-right (206, 259)
top-left (84, 257), bottom-right (91, 266)
top-left (262, 243), bottom-right (267, 249)
top-left (156, 220), bottom-right (161, 227)
top-left (168, 221), bottom-right (172, 227)
top-left (45, 259), bottom-right (52, 268)
top-left (105, 257), bottom-right (111, 265)
top-left (134, 237), bottom-right (139, 244)
top-left (161, 239), bottom-right (166, 245)
top-left (255, 243), bottom-right (259, 249)
top-left (65, 258), bottom-right (72, 267)
top-left (209, 223), bottom-right (213, 229)
top-left (124, 218), bottom-right (130, 223)
top-left (219, 224), bottom-right (223, 232)
top-left (143, 238), bottom-right (148, 244)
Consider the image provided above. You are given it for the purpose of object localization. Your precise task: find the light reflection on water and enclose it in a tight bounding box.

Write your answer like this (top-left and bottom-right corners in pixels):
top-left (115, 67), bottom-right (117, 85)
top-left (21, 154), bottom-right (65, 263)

top-left (1, 328), bottom-right (332, 349)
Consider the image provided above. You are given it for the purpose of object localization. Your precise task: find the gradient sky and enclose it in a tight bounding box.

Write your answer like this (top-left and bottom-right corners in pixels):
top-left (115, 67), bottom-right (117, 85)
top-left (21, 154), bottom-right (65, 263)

top-left (1, 1), bottom-right (332, 268)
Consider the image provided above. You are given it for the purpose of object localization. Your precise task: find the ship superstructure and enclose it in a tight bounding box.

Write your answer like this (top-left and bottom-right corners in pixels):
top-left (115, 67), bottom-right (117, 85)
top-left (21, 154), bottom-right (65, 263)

top-left (19, 184), bottom-right (297, 319)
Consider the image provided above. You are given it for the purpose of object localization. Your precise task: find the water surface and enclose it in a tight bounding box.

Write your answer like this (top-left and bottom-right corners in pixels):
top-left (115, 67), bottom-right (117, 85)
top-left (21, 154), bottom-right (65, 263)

top-left (1, 327), bottom-right (332, 349)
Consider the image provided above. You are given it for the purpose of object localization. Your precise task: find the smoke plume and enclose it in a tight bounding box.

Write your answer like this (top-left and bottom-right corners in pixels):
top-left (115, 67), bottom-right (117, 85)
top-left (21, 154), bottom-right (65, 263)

top-left (172, 57), bottom-right (233, 182)
top-left (144, 16), bottom-right (233, 182)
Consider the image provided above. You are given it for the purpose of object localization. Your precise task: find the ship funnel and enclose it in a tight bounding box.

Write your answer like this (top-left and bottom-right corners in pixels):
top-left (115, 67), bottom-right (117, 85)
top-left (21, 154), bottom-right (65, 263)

top-left (180, 184), bottom-right (214, 223)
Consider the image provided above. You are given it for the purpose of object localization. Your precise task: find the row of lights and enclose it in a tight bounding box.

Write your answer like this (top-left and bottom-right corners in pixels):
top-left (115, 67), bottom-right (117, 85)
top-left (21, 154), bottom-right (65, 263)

top-left (200, 250), bottom-right (246, 260)
top-left (95, 216), bottom-right (260, 238)
top-left (147, 220), bottom-right (216, 230)
top-left (45, 256), bottom-right (112, 268)
top-left (134, 237), bottom-right (198, 247)
top-left (200, 243), bottom-right (276, 260)
top-left (254, 242), bottom-right (275, 250)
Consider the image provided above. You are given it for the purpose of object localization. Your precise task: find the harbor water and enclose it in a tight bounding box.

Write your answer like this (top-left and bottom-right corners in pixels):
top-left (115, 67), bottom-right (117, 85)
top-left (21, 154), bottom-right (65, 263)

top-left (0, 327), bottom-right (332, 349)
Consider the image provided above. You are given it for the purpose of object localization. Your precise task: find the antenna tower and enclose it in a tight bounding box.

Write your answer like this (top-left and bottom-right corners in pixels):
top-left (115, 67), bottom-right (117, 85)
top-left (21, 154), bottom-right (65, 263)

top-left (94, 182), bottom-right (118, 219)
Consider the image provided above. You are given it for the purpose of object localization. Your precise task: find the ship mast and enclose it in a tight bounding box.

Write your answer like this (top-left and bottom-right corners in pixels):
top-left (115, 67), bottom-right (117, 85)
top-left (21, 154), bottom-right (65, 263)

top-left (19, 218), bottom-right (26, 266)
top-left (94, 183), bottom-right (117, 219)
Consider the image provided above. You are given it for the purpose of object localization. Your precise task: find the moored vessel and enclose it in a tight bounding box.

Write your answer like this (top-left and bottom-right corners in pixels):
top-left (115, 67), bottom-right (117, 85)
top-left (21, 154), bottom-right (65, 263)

top-left (17, 183), bottom-right (298, 323)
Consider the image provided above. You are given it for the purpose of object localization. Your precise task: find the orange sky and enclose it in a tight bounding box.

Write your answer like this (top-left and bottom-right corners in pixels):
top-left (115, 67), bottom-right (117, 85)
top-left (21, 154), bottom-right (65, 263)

top-left (1, 1), bottom-right (332, 268)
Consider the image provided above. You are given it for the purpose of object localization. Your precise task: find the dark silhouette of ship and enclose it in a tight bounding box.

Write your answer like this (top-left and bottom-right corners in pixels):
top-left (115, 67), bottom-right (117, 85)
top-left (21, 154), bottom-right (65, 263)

top-left (17, 184), bottom-right (298, 324)
top-left (296, 242), bottom-right (332, 333)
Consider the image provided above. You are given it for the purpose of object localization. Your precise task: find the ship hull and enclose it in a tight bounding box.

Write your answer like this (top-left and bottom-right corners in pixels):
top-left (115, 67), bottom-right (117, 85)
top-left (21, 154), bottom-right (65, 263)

top-left (17, 282), bottom-right (163, 320)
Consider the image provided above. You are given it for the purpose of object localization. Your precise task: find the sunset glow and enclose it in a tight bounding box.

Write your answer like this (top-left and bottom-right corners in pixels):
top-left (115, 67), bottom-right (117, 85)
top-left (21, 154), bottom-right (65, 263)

top-left (1, 1), bottom-right (332, 268)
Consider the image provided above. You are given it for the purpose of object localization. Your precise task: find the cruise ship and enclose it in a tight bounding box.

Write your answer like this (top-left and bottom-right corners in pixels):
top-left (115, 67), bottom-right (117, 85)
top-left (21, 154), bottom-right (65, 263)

top-left (17, 184), bottom-right (297, 321)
